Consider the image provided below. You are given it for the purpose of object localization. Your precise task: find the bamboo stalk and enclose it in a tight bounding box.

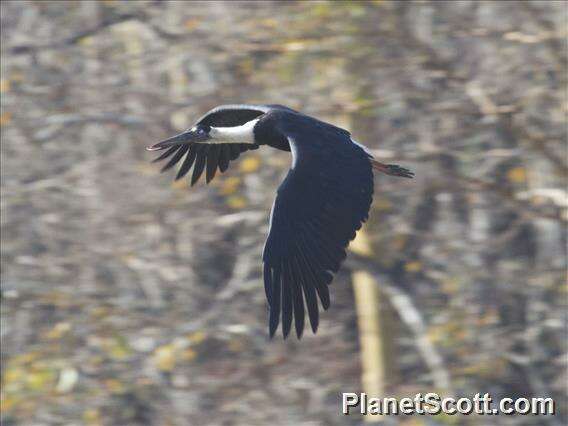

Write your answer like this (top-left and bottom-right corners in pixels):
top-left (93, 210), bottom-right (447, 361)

top-left (351, 229), bottom-right (396, 422)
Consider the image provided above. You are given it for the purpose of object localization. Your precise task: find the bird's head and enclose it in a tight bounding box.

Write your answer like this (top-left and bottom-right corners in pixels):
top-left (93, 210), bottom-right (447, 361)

top-left (146, 124), bottom-right (211, 151)
top-left (147, 118), bottom-right (260, 151)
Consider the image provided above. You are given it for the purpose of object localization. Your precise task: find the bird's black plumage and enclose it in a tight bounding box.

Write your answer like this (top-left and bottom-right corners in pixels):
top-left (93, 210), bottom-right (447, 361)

top-left (257, 111), bottom-right (373, 338)
top-left (147, 104), bottom-right (413, 339)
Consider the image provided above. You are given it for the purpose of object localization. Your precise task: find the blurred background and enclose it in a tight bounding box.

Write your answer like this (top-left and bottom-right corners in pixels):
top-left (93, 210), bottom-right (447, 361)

top-left (1, 1), bottom-right (566, 425)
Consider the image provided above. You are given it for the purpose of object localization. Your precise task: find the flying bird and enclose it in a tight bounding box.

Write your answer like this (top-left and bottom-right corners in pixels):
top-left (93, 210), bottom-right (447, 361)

top-left (147, 104), bottom-right (413, 339)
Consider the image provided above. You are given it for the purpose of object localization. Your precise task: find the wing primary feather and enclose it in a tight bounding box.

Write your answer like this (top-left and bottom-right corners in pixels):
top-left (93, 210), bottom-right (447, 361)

top-left (263, 263), bottom-right (273, 306)
top-left (152, 145), bottom-right (180, 163)
top-left (319, 270), bottom-right (334, 286)
top-left (288, 257), bottom-right (305, 339)
top-left (191, 145), bottom-right (209, 186)
top-left (296, 224), bottom-right (328, 272)
top-left (205, 145), bottom-right (220, 184)
top-left (297, 232), bottom-right (331, 309)
top-left (175, 145), bottom-right (198, 180)
top-left (293, 250), bottom-right (319, 333)
top-left (281, 261), bottom-right (293, 339)
top-left (160, 145), bottom-right (189, 173)
top-left (229, 145), bottom-right (241, 160)
top-left (269, 264), bottom-right (282, 338)
top-left (305, 223), bottom-right (337, 270)
top-left (303, 220), bottom-right (344, 272)
top-left (306, 221), bottom-right (344, 259)
top-left (218, 146), bottom-right (231, 172)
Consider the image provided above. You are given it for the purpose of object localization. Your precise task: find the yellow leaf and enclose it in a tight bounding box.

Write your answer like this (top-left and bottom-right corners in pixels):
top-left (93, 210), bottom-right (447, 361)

top-left (184, 18), bottom-right (200, 31)
top-left (171, 179), bottom-right (187, 190)
top-left (110, 345), bottom-right (130, 360)
top-left (311, 3), bottom-right (332, 18)
top-left (181, 347), bottom-right (197, 362)
top-left (90, 306), bottom-right (110, 319)
top-left (154, 345), bottom-right (176, 372)
top-left (260, 18), bottom-right (278, 28)
top-left (507, 167), bottom-right (527, 183)
top-left (46, 322), bottom-right (72, 340)
top-left (478, 311), bottom-right (498, 326)
top-left (26, 367), bottom-right (55, 391)
top-left (10, 351), bottom-right (40, 366)
top-left (220, 177), bottom-right (241, 195)
top-left (0, 79), bottom-right (10, 93)
top-left (83, 408), bottom-right (102, 425)
top-left (0, 394), bottom-right (19, 413)
top-left (504, 32), bottom-right (540, 44)
top-left (239, 156), bottom-right (261, 173)
top-left (187, 331), bottom-right (206, 345)
top-left (373, 197), bottom-right (392, 211)
top-left (283, 40), bottom-right (308, 52)
top-left (3, 366), bottom-right (25, 388)
top-left (78, 36), bottom-right (94, 46)
top-left (441, 277), bottom-right (459, 294)
top-left (404, 261), bottom-right (422, 273)
top-left (102, 336), bottom-right (131, 360)
top-left (104, 378), bottom-right (125, 394)
top-left (0, 111), bottom-right (12, 126)
top-left (227, 196), bottom-right (247, 209)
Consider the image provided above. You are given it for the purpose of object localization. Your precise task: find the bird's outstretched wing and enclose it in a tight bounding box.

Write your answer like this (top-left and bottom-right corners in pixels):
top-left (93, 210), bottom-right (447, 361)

top-left (262, 117), bottom-right (374, 338)
top-left (152, 105), bottom-right (294, 185)
top-left (153, 141), bottom-right (258, 186)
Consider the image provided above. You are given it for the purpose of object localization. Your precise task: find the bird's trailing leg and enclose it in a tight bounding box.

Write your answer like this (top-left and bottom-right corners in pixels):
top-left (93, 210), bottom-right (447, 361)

top-left (371, 160), bottom-right (414, 178)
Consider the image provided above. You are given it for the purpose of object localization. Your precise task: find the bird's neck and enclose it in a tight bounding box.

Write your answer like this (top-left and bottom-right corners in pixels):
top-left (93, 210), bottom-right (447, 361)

top-left (209, 119), bottom-right (258, 144)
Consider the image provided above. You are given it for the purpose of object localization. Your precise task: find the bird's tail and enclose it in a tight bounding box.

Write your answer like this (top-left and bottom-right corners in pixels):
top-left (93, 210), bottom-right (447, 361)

top-left (371, 159), bottom-right (414, 178)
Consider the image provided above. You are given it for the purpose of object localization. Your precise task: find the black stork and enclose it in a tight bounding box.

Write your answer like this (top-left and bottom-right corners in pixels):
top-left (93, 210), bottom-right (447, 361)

top-left (147, 104), bottom-right (413, 339)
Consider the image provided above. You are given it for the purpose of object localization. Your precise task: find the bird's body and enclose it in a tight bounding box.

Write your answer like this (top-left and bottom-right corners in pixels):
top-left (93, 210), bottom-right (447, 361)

top-left (147, 104), bottom-right (413, 338)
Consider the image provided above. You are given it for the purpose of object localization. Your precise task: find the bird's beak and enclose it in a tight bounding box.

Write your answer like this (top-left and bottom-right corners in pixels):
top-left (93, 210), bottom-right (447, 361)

top-left (146, 129), bottom-right (208, 151)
